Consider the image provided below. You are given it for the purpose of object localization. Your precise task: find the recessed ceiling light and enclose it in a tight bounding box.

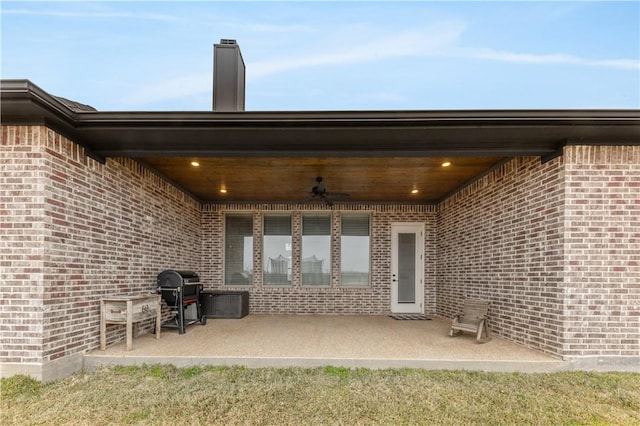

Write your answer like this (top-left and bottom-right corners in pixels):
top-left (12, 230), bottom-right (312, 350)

top-left (220, 186), bottom-right (227, 194)
top-left (190, 161), bottom-right (200, 167)
top-left (411, 189), bottom-right (419, 194)
top-left (441, 161), bottom-right (451, 167)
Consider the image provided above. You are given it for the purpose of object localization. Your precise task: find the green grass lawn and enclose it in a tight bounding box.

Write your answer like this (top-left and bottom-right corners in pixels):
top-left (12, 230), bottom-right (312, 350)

top-left (2, 365), bottom-right (639, 425)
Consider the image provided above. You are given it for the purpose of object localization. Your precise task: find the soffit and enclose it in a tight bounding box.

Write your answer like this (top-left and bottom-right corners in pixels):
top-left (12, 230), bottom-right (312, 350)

top-left (139, 156), bottom-right (504, 203)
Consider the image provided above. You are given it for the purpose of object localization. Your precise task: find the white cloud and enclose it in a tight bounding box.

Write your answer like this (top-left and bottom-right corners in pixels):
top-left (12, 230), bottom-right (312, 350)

top-left (359, 91), bottom-right (407, 103)
top-left (245, 19), bottom-right (638, 82)
top-left (248, 22), bottom-right (466, 79)
top-left (121, 73), bottom-right (210, 108)
top-left (2, 8), bottom-right (182, 22)
top-left (117, 19), bottom-right (639, 109)
top-left (464, 47), bottom-right (640, 71)
top-left (120, 22), bottom-right (466, 108)
top-left (229, 22), bottom-right (315, 34)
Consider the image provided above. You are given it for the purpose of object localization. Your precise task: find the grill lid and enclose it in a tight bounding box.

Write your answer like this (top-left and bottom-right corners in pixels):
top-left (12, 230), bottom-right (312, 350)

top-left (157, 270), bottom-right (200, 287)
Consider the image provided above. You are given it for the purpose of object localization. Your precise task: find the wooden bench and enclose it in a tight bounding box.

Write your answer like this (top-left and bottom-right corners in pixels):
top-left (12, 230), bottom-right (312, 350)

top-left (448, 299), bottom-right (491, 343)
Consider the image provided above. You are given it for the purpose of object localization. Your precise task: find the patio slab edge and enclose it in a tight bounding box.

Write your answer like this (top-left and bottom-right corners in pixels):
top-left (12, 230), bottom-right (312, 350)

top-left (83, 354), bottom-right (569, 374)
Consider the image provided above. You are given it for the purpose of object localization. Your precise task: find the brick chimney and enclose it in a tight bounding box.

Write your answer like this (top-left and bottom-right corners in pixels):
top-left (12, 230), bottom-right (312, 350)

top-left (213, 39), bottom-right (245, 111)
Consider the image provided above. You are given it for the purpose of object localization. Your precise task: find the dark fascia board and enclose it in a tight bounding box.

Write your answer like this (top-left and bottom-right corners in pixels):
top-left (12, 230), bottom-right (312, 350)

top-left (2, 79), bottom-right (639, 159)
top-left (4, 79), bottom-right (638, 125)
top-left (1, 80), bottom-right (105, 162)
top-left (71, 109), bottom-right (640, 132)
top-left (73, 115), bottom-right (640, 158)
top-left (0, 79), bottom-right (79, 121)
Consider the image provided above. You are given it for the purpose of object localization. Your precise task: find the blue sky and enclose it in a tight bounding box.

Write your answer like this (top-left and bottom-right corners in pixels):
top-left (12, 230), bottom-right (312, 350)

top-left (2, 1), bottom-right (638, 111)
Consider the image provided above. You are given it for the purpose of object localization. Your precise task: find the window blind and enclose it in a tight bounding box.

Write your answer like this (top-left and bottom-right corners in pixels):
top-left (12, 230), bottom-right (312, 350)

top-left (225, 214), bottom-right (253, 237)
top-left (341, 215), bottom-right (369, 236)
top-left (302, 214), bottom-right (331, 236)
top-left (264, 215), bottom-right (291, 235)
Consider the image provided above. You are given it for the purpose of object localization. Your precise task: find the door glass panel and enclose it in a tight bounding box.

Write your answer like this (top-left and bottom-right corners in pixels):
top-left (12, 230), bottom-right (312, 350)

top-left (398, 233), bottom-right (415, 303)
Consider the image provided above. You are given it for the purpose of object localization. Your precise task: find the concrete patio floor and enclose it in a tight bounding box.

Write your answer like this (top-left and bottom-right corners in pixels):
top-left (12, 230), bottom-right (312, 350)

top-left (85, 315), bottom-right (568, 373)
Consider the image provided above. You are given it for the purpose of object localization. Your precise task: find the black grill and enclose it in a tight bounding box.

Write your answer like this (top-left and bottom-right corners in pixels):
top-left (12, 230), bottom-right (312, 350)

top-left (157, 270), bottom-right (207, 334)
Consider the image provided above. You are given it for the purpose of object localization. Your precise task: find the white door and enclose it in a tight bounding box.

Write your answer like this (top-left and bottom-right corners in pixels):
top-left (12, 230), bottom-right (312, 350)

top-left (391, 223), bottom-right (424, 313)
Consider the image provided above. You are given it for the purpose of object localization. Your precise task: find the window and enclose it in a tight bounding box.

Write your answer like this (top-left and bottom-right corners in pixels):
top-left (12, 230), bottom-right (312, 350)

top-left (263, 214), bottom-right (292, 286)
top-left (224, 214), bottom-right (253, 286)
top-left (301, 214), bottom-right (331, 286)
top-left (340, 214), bottom-right (370, 286)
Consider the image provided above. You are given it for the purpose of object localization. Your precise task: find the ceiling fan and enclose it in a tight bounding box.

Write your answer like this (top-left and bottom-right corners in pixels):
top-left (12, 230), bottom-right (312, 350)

top-left (304, 176), bottom-right (350, 206)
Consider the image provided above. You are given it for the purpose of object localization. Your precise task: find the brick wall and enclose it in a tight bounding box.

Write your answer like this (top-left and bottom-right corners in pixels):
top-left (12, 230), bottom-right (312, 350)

top-left (1, 126), bottom-right (46, 365)
top-left (1, 126), bottom-right (201, 374)
top-left (3, 123), bottom-right (637, 376)
top-left (563, 145), bottom-right (640, 359)
top-left (201, 204), bottom-right (437, 315)
top-left (437, 157), bottom-right (566, 357)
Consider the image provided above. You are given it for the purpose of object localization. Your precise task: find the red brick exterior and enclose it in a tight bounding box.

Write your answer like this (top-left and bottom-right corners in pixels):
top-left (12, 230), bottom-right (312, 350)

top-left (437, 156), bottom-right (566, 356)
top-left (563, 146), bottom-right (640, 359)
top-left (437, 147), bottom-right (640, 361)
top-left (1, 126), bottom-right (201, 380)
top-left (1, 127), bottom-right (46, 367)
top-left (1, 125), bottom-right (638, 379)
top-left (201, 205), bottom-right (437, 315)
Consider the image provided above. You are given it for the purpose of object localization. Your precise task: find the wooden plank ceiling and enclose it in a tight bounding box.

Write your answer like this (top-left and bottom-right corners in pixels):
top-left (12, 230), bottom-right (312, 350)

top-left (140, 156), bottom-right (504, 203)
